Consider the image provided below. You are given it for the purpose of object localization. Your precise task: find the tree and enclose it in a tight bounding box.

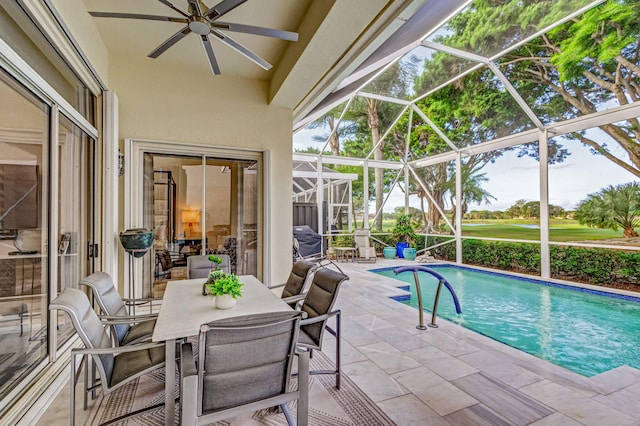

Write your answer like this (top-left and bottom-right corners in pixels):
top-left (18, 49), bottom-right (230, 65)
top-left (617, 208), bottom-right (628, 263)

top-left (506, 199), bottom-right (527, 218)
top-left (443, 166), bottom-right (496, 224)
top-left (574, 182), bottom-right (640, 238)
top-left (346, 58), bottom-right (419, 231)
top-left (409, 0), bottom-right (640, 227)
top-left (410, 64), bottom-right (569, 230)
top-left (493, 0), bottom-right (640, 178)
top-left (548, 204), bottom-right (566, 218)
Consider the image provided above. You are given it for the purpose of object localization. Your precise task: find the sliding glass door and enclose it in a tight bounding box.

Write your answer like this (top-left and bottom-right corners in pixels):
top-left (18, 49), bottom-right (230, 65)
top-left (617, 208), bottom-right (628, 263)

top-left (0, 70), bottom-right (96, 406)
top-left (136, 150), bottom-right (262, 298)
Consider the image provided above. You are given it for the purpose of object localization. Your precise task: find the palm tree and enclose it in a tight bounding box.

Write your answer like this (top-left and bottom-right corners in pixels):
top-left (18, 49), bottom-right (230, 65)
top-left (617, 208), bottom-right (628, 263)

top-left (574, 182), bottom-right (640, 238)
top-left (443, 166), bottom-right (496, 225)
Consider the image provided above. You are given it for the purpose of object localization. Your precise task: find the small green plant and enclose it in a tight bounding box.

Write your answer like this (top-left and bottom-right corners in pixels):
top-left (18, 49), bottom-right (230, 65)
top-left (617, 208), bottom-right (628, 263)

top-left (207, 269), bottom-right (227, 283)
top-left (202, 268), bottom-right (227, 295)
top-left (208, 254), bottom-right (222, 269)
top-left (207, 273), bottom-right (243, 299)
top-left (392, 214), bottom-right (417, 246)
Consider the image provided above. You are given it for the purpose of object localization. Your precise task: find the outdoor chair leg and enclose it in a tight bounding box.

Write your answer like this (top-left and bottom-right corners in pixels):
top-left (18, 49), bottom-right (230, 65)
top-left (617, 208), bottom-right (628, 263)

top-left (336, 311), bottom-right (341, 390)
top-left (297, 351), bottom-right (309, 425)
top-left (70, 354), bottom-right (77, 426)
top-left (83, 356), bottom-right (88, 410)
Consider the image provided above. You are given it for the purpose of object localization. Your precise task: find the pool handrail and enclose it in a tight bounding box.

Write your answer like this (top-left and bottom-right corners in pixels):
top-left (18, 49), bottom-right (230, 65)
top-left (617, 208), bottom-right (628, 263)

top-left (394, 266), bottom-right (462, 329)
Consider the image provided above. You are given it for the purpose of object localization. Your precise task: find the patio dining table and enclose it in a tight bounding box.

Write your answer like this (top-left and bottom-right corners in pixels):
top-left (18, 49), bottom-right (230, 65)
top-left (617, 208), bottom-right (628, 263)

top-left (152, 275), bottom-right (293, 426)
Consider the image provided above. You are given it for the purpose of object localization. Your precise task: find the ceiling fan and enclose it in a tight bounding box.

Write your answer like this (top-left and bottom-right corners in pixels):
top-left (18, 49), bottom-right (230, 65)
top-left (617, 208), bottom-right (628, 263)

top-left (89, 0), bottom-right (299, 75)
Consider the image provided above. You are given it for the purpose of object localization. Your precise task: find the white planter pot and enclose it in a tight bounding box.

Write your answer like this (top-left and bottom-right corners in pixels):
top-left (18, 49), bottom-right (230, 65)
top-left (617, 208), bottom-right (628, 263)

top-left (215, 294), bottom-right (237, 310)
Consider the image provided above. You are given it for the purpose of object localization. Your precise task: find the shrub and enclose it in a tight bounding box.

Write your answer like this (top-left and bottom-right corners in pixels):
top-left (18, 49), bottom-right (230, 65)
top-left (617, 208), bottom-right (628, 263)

top-left (550, 246), bottom-right (639, 285)
top-left (426, 237), bottom-right (639, 288)
top-left (392, 214), bottom-right (417, 246)
top-left (331, 234), bottom-right (354, 248)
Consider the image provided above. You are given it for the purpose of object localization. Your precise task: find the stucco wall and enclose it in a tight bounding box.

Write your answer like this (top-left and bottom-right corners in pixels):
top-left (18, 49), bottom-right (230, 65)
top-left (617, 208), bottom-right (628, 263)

top-left (109, 54), bottom-right (293, 285)
top-left (49, 0), bottom-right (109, 84)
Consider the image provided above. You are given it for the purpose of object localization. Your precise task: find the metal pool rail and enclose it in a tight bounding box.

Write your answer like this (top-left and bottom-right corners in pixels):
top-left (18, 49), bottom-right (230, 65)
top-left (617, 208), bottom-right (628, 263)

top-left (394, 266), bottom-right (462, 329)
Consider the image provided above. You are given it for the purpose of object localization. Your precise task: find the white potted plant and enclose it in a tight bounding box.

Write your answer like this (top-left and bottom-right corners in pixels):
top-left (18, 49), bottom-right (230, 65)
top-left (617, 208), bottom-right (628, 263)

top-left (206, 273), bottom-right (243, 309)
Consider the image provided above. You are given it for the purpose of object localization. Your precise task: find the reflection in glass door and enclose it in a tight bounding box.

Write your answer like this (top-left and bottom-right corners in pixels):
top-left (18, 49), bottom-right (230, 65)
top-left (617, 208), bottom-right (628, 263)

top-left (56, 115), bottom-right (95, 349)
top-left (143, 153), bottom-right (261, 297)
top-left (0, 73), bottom-right (49, 401)
top-left (0, 71), bottom-right (96, 402)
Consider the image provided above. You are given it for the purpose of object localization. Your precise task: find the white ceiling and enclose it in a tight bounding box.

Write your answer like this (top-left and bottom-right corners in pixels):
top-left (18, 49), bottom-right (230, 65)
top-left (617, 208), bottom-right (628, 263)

top-left (81, 0), bottom-right (311, 80)
top-left (80, 0), bottom-right (434, 111)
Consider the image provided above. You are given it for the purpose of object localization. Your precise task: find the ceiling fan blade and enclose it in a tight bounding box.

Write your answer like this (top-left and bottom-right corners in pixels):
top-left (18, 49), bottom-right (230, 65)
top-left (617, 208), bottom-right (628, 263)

top-left (211, 22), bottom-right (298, 42)
top-left (204, 0), bottom-right (247, 20)
top-left (212, 30), bottom-right (271, 70)
top-left (148, 26), bottom-right (191, 58)
top-left (156, 0), bottom-right (190, 17)
top-left (89, 12), bottom-right (187, 24)
top-left (201, 34), bottom-right (221, 75)
top-left (187, 0), bottom-right (203, 16)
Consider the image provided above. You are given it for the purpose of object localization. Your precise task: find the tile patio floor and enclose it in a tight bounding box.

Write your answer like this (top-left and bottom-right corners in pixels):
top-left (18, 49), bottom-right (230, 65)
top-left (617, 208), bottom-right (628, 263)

top-left (325, 259), bottom-right (640, 425)
top-left (39, 258), bottom-right (640, 425)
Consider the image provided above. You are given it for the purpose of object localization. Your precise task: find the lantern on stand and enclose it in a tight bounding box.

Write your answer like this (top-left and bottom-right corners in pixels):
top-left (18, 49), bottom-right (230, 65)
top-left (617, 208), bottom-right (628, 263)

top-left (119, 228), bottom-right (154, 314)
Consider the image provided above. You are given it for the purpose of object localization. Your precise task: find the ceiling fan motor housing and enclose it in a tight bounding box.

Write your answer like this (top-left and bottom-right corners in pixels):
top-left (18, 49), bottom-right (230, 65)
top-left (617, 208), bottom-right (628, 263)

top-left (189, 16), bottom-right (210, 35)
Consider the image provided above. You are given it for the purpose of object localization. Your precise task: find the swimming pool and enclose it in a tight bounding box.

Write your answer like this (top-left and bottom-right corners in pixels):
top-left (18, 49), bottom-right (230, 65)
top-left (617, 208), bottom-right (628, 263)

top-left (374, 264), bottom-right (640, 377)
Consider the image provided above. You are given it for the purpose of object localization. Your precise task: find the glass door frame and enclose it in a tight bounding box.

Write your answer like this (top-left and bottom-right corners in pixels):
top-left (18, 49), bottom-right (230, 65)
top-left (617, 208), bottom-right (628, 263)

top-left (0, 42), bottom-right (100, 415)
top-left (125, 138), bottom-right (266, 297)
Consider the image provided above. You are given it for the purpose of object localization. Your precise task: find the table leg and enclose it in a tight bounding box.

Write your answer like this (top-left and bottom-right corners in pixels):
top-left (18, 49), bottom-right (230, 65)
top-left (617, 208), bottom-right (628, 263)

top-left (165, 338), bottom-right (176, 426)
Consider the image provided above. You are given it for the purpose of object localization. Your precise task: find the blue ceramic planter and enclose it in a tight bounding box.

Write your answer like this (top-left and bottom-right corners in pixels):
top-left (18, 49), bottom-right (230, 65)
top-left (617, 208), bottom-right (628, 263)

top-left (383, 247), bottom-right (396, 259)
top-left (403, 247), bottom-right (417, 261)
top-left (119, 228), bottom-right (154, 258)
top-left (396, 242), bottom-right (409, 258)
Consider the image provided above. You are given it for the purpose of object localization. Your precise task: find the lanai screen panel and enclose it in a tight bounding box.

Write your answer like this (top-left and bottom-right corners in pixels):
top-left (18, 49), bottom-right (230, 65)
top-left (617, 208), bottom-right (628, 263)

top-left (425, 0), bottom-right (601, 59)
top-left (547, 131), bottom-right (640, 246)
top-left (409, 46), bottom-right (478, 102)
top-left (338, 96), bottom-right (408, 159)
top-left (293, 101), bottom-right (350, 155)
top-left (412, 68), bottom-right (536, 150)
top-left (360, 46), bottom-right (478, 103)
top-left (497, 1), bottom-right (640, 126)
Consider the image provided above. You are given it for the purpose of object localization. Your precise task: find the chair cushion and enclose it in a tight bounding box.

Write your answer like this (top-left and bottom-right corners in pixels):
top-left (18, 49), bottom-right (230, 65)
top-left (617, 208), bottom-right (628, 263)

top-left (296, 328), bottom-right (319, 350)
top-left (281, 260), bottom-right (316, 299)
top-left (110, 346), bottom-right (165, 387)
top-left (201, 311), bottom-right (300, 412)
top-left (121, 320), bottom-right (156, 346)
top-left (300, 268), bottom-right (348, 346)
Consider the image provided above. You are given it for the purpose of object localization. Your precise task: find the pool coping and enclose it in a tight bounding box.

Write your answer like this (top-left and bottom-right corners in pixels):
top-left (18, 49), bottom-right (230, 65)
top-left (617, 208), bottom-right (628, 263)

top-left (369, 261), bottom-right (640, 303)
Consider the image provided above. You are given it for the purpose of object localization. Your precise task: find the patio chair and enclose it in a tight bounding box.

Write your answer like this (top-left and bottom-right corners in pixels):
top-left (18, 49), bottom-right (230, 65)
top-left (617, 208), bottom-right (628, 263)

top-left (187, 254), bottom-right (231, 278)
top-left (296, 267), bottom-right (349, 389)
top-left (293, 237), bottom-right (345, 274)
top-left (180, 311), bottom-right (309, 426)
top-left (277, 260), bottom-right (319, 308)
top-left (155, 249), bottom-right (187, 278)
top-left (49, 287), bottom-right (165, 426)
top-left (79, 272), bottom-right (158, 346)
top-left (354, 228), bottom-right (376, 262)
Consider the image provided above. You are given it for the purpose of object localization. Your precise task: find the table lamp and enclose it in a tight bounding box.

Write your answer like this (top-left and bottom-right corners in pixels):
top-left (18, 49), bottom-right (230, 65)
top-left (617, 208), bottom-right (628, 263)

top-left (181, 209), bottom-right (200, 237)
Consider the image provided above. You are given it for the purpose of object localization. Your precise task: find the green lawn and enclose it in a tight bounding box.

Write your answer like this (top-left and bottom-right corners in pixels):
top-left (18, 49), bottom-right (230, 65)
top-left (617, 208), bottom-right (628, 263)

top-left (376, 218), bottom-right (624, 241)
top-left (460, 222), bottom-right (621, 241)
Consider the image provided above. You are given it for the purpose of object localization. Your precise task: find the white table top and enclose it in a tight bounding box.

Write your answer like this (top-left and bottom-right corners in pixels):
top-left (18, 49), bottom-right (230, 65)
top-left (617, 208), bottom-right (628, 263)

top-left (152, 275), bottom-right (291, 342)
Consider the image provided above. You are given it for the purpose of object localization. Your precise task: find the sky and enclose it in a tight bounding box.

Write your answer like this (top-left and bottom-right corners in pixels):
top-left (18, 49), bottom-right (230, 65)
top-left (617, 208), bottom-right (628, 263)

top-left (294, 127), bottom-right (639, 214)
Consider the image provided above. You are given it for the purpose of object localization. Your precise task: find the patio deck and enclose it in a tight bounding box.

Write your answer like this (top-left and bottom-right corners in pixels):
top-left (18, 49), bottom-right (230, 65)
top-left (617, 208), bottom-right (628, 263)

top-left (39, 259), bottom-right (640, 425)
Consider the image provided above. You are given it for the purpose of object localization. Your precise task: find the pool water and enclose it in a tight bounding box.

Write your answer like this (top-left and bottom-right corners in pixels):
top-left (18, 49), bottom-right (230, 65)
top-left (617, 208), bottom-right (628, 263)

top-left (375, 264), bottom-right (640, 377)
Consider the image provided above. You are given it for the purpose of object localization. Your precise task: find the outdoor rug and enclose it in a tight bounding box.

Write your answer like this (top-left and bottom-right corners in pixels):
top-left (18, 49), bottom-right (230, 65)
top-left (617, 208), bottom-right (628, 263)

top-left (91, 350), bottom-right (395, 425)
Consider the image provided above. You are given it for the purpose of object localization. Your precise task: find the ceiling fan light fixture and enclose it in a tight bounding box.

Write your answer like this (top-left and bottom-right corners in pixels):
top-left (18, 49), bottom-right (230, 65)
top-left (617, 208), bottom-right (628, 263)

top-left (188, 17), bottom-right (210, 35)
